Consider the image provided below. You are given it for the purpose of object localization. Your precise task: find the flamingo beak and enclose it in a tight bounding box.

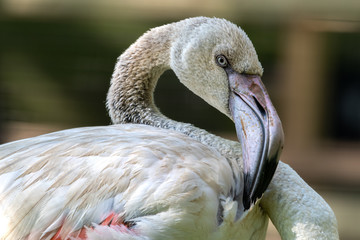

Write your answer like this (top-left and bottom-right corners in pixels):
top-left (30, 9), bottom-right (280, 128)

top-left (228, 71), bottom-right (284, 210)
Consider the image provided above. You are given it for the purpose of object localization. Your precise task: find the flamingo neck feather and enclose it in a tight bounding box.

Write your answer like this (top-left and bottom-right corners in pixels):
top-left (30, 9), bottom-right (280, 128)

top-left (106, 18), bottom-right (243, 198)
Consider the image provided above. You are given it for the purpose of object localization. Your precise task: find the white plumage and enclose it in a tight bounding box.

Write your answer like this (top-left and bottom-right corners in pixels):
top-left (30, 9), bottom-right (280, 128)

top-left (0, 125), bottom-right (268, 239)
top-left (0, 125), bottom-right (230, 239)
top-left (0, 17), bottom-right (338, 239)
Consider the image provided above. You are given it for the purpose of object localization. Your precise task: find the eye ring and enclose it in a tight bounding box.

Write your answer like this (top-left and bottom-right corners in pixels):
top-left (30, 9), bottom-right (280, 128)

top-left (215, 55), bottom-right (229, 68)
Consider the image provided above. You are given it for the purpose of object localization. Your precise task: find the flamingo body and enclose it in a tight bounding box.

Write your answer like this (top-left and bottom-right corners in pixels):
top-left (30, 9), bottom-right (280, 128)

top-left (0, 124), bottom-right (267, 239)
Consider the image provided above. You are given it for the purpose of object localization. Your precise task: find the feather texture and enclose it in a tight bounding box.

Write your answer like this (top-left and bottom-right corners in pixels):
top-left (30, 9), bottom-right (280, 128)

top-left (0, 125), bottom-right (231, 239)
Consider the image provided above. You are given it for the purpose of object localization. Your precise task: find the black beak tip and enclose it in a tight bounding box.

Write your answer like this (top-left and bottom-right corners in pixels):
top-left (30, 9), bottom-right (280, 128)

top-left (243, 173), bottom-right (253, 210)
top-left (242, 153), bottom-right (280, 211)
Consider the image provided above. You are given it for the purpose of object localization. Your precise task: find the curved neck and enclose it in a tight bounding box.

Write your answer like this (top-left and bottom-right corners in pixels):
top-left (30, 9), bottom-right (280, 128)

top-left (107, 24), bottom-right (173, 125)
top-left (106, 23), bottom-right (243, 195)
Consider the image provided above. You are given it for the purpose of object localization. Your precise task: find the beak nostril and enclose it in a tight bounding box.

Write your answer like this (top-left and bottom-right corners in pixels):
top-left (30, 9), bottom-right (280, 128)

top-left (252, 96), bottom-right (266, 118)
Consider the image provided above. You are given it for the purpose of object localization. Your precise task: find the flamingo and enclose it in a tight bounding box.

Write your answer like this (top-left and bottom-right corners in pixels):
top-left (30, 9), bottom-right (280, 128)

top-left (0, 17), bottom-right (338, 239)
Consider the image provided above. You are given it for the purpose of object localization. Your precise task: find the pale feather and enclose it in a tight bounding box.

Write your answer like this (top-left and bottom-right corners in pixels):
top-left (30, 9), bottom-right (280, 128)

top-left (0, 124), bottom-right (234, 239)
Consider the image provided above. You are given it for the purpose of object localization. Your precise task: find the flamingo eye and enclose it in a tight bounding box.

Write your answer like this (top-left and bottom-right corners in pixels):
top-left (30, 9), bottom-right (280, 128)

top-left (216, 55), bottom-right (229, 68)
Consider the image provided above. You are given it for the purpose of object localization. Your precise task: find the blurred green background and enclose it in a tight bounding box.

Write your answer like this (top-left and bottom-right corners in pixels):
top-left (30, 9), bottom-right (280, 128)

top-left (0, 0), bottom-right (359, 239)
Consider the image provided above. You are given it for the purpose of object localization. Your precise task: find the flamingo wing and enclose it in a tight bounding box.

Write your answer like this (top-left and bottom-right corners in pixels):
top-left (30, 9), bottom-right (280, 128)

top-left (0, 124), bottom-right (233, 240)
